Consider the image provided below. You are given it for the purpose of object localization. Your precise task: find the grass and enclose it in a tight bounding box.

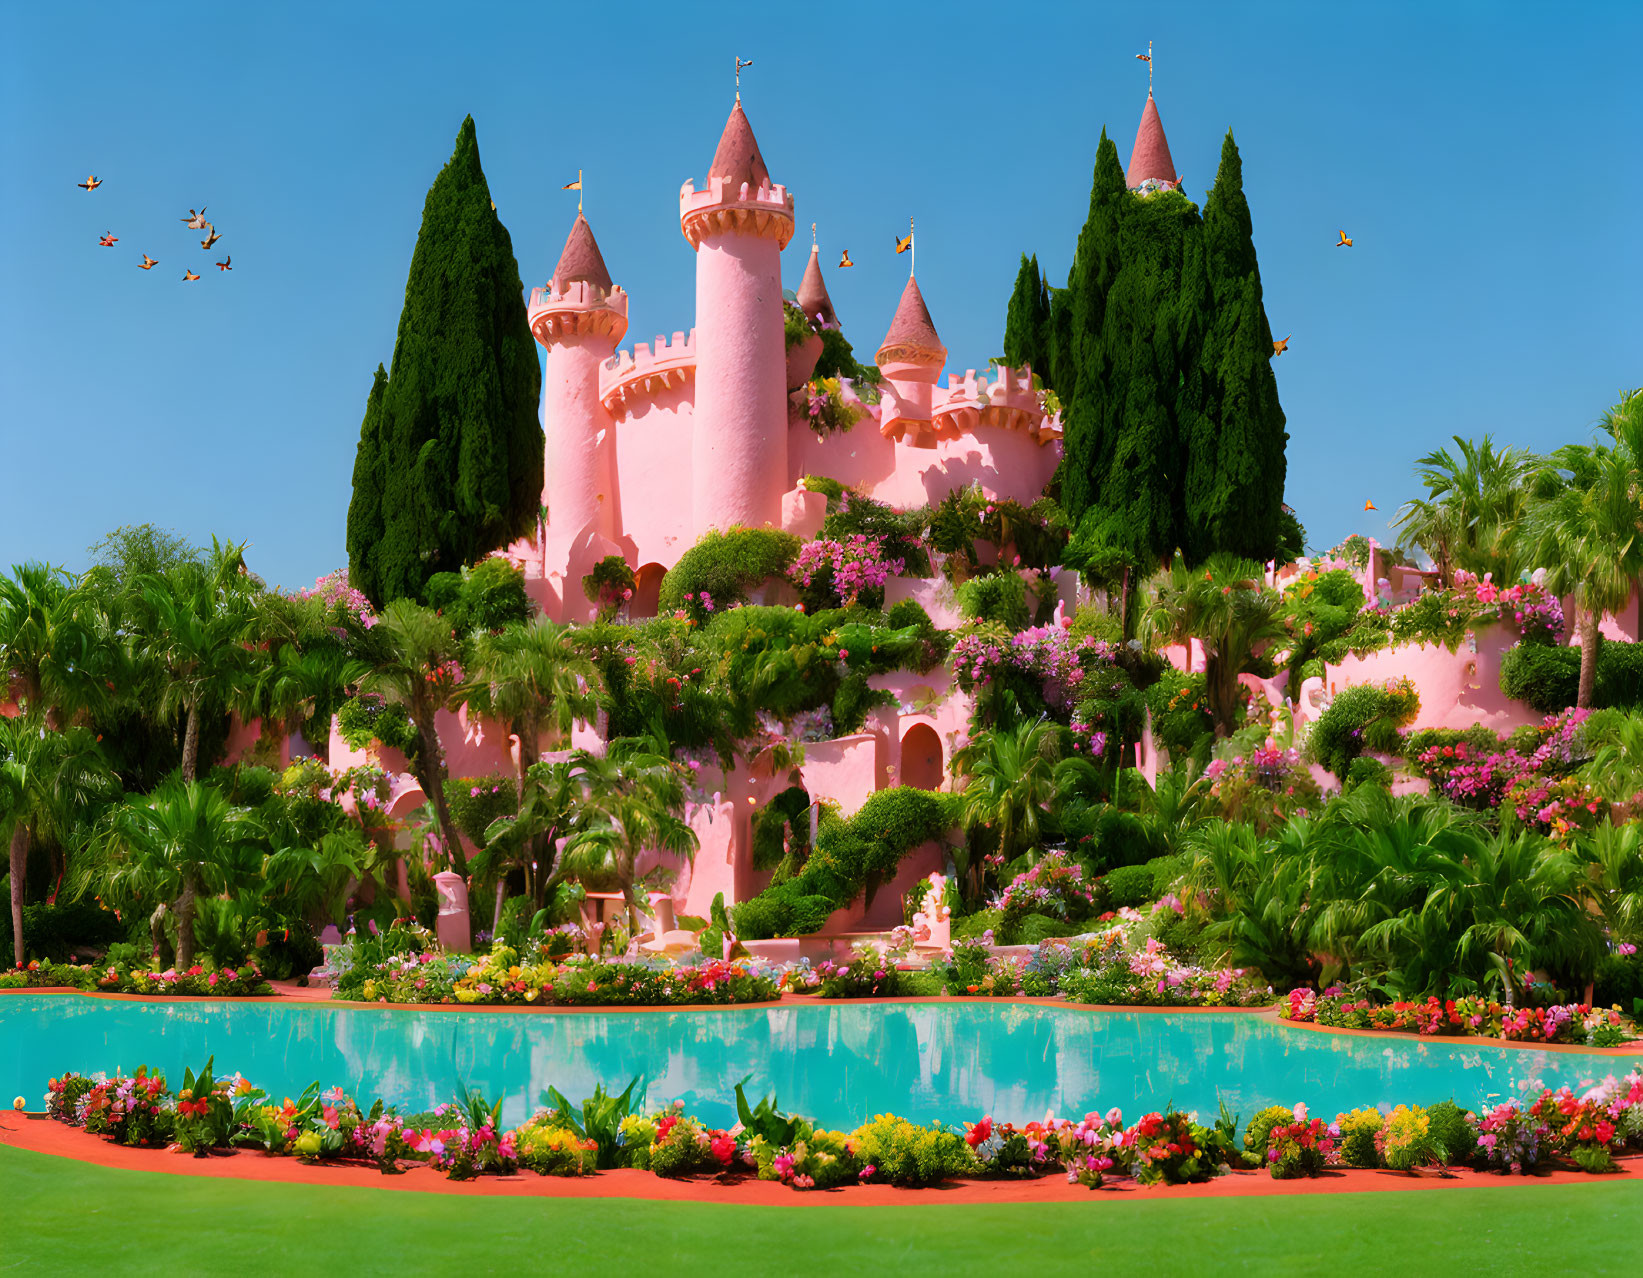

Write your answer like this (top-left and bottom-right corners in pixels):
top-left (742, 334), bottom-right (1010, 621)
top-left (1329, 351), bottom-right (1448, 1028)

top-left (6, 1143), bottom-right (1642, 1277)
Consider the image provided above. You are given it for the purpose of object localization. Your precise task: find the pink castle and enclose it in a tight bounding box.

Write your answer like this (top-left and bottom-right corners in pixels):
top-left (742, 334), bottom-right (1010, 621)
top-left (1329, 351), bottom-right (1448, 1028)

top-left (503, 97), bottom-right (1069, 623)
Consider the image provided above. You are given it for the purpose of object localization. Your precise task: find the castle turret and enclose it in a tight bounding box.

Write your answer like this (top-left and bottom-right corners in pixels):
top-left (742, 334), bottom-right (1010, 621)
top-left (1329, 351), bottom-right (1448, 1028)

top-left (1126, 91), bottom-right (1180, 193)
top-left (527, 213), bottom-right (628, 603)
top-left (876, 275), bottom-right (947, 447)
top-left (796, 242), bottom-right (837, 328)
top-left (680, 100), bottom-right (795, 536)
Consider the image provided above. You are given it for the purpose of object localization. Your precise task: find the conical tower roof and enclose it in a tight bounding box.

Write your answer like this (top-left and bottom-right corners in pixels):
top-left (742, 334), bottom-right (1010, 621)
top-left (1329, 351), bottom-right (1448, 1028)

top-left (876, 275), bottom-right (945, 365)
top-left (1125, 92), bottom-right (1179, 189)
top-left (709, 100), bottom-right (771, 192)
top-left (796, 244), bottom-right (837, 327)
top-left (551, 213), bottom-right (612, 294)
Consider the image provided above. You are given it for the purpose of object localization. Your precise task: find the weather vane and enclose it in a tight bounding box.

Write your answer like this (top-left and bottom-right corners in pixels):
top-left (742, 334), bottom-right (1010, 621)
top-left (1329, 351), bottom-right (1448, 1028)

top-left (562, 169), bottom-right (583, 213)
top-left (735, 56), bottom-right (753, 102)
top-left (811, 221), bottom-right (817, 246)
top-left (1136, 40), bottom-right (1153, 94)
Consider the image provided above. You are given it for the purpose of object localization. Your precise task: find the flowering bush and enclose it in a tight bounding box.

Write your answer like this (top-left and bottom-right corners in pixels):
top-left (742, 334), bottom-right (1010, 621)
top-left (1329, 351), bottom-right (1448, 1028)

top-left (788, 534), bottom-right (905, 608)
top-left (851, 1113), bottom-right (972, 1187)
top-left (1265, 1104), bottom-right (1337, 1178)
top-left (952, 624), bottom-right (1110, 716)
top-left (1056, 922), bottom-right (1271, 1008)
top-left (1, 958), bottom-right (271, 997)
top-left (993, 851), bottom-right (1098, 936)
top-left (797, 376), bottom-right (867, 438)
top-left (1375, 1105), bottom-right (1444, 1171)
top-left (1204, 742), bottom-right (1322, 829)
top-left (296, 568), bottom-right (378, 631)
top-left (1047, 1108), bottom-right (1130, 1188)
top-left (581, 555), bottom-right (636, 620)
top-left (1130, 1110), bottom-right (1215, 1186)
top-left (784, 945), bottom-right (906, 999)
top-left (1334, 1107), bottom-right (1385, 1168)
top-left (1279, 988), bottom-right (1632, 1045)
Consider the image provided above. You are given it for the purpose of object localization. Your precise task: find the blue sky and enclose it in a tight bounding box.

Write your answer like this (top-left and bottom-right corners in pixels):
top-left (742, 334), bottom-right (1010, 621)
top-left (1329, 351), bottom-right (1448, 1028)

top-left (3, 0), bottom-right (1639, 590)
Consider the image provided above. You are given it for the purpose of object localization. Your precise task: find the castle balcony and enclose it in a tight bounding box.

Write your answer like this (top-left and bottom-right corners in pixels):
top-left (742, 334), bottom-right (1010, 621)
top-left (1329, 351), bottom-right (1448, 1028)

top-left (678, 176), bottom-right (795, 250)
top-left (527, 281), bottom-right (629, 346)
top-left (600, 330), bottom-right (697, 415)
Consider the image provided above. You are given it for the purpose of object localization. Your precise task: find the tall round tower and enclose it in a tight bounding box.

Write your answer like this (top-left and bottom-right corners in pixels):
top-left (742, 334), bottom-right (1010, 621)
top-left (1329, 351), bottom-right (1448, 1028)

top-left (527, 213), bottom-right (628, 603)
top-left (876, 275), bottom-right (947, 447)
top-left (680, 100), bottom-right (795, 536)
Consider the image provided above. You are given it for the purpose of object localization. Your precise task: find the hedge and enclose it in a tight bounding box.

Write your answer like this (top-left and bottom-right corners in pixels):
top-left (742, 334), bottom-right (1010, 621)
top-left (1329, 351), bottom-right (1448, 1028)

top-left (657, 528), bottom-right (801, 617)
top-left (733, 787), bottom-right (957, 938)
top-left (1499, 637), bottom-right (1643, 713)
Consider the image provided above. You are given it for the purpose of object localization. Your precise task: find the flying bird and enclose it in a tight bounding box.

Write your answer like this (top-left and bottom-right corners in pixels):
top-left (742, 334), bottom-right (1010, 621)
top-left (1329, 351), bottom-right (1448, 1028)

top-left (216, 256), bottom-right (231, 271)
top-left (138, 254), bottom-right (158, 270)
top-left (1272, 334), bottom-right (1290, 357)
top-left (1364, 500), bottom-right (1377, 512)
top-left (181, 208), bottom-right (208, 229)
top-left (200, 225), bottom-right (221, 249)
top-left (77, 175), bottom-right (102, 191)
top-left (98, 233), bottom-right (118, 247)
top-left (838, 249), bottom-right (854, 268)
top-left (894, 234), bottom-right (912, 255)
top-left (1336, 230), bottom-right (1353, 248)
top-left (183, 268), bottom-right (200, 281)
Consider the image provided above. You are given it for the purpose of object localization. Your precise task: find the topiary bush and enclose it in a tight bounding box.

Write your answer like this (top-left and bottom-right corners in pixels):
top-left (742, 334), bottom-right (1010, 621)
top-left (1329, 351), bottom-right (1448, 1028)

top-left (1307, 677), bottom-right (1419, 781)
top-left (658, 528), bottom-right (801, 619)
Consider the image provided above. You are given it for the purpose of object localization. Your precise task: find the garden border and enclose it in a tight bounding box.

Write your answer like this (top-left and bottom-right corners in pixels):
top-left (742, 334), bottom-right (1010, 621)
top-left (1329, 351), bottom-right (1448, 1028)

top-left (6, 985), bottom-right (1640, 1055)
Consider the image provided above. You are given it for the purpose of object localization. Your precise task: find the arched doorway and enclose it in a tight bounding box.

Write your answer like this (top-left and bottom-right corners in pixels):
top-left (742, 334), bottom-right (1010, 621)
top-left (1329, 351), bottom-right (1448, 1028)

top-left (900, 723), bottom-right (944, 791)
top-left (632, 563), bottom-right (666, 619)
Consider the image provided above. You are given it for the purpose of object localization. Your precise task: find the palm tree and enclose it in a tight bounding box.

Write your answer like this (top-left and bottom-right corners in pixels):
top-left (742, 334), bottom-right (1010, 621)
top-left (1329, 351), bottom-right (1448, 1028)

top-left (0, 562), bottom-right (109, 727)
top-left (1, 721), bottom-right (112, 964)
top-left (1391, 435), bottom-right (1531, 587)
top-left (459, 618), bottom-right (602, 796)
top-left (358, 599), bottom-right (472, 876)
top-left (480, 758), bottom-right (581, 911)
top-left (95, 780), bottom-right (257, 968)
top-left (561, 744), bottom-right (697, 931)
top-left (1140, 554), bottom-right (1285, 737)
top-left (1521, 453), bottom-right (1643, 710)
top-left (251, 642), bottom-right (362, 761)
top-left (951, 715), bottom-right (1062, 899)
top-left (136, 544), bottom-right (258, 781)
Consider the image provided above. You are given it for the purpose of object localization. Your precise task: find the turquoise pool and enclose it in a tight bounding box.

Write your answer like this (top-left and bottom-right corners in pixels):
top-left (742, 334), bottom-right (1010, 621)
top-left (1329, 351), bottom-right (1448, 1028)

top-left (1, 995), bottom-right (1627, 1129)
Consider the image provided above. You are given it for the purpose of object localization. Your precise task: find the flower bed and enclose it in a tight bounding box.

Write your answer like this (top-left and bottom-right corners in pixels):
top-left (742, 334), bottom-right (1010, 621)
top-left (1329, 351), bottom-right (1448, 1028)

top-left (0, 959), bottom-right (272, 997)
top-left (40, 1058), bottom-right (1643, 1189)
top-left (1280, 988), bottom-right (1635, 1046)
top-left (338, 944), bottom-right (780, 1007)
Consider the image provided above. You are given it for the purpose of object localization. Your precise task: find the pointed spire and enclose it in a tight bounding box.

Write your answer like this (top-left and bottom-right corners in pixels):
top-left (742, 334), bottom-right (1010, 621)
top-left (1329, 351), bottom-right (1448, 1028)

top-left (876, 275), bottom-right (945, 365)
top-left (709, 100), bottom-right (771, 192)
top-left (796, 244), bottom-right (837, 327)
top-left (550, 212), bottom-right (612, 295)
top-left (1125, 92), bottom-right (1179, 190)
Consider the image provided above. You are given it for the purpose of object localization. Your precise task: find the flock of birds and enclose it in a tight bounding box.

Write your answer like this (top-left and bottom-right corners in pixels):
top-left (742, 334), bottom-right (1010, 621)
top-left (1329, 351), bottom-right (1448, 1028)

top-left (76, 174), bottom-right (231, 279)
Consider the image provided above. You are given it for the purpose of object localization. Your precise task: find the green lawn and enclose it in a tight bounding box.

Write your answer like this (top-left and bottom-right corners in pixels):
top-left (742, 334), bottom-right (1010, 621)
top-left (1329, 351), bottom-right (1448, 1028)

top-left (5, 1144), bottom-right (1641, 1277)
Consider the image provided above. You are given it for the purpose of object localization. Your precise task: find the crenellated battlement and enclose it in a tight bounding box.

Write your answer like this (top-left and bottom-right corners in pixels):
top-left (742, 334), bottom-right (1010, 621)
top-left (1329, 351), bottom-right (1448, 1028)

top-left (678, 176), bottom-right (795, 250)
top-left (931, 364), bottom-right (1056, 444)
top-left (600, 329), bottom-right (697, 414)
top-left (528, 281), bottom-right (629, 346)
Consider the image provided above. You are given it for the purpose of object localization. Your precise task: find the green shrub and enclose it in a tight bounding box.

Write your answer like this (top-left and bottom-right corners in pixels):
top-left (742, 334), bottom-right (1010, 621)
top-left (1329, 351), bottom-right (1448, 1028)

top-left (820, 493), bottom-right (931, 578)
top-left (1307, 678), bottom-right (1419, 781)
top-left (1344, 756), bottom-right (1393, 792)
top-left (1500, 637), bottom-right (1643, 713)
top-left (1101, 864), bottom-right (1155, 908)
top-left (955, 572), bottom-right (1029, 630)
top-left (658, 528), bottom-right (801, 618)
top-left (1424, 1100), bottom-right (1477, 1165)
top-left (335, 695), bottom-right (420, 755)
top-left (0, 900), bottom-right (125, 963)
top-left (1593, 951), bottom-right (1643, 1015)
top-left (425, 556), bottom-right (533, 634)
top-left (1404, 725), bottom-right (1503, 762)
top-left (733, 787), bottom-right (955, 939)
top-left (1243, 1106), bottom-right (1294, 1161)
top-left (750, 786), bottom-right (812, 872)
top-left (445, 774), bottom-right (518, 847)
top-left (799, 474), bottom-right (847, 506)
top-left (1145, 670), bottom-right (1215, 757)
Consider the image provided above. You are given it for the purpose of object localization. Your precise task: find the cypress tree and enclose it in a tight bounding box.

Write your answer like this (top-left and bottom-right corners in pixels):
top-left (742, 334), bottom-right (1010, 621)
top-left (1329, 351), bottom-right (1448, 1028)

top-left (348, 116), bottom-right (543, 605)
top-left (1002, 253), bottom-right (1053, 384)
top-left (345, 364), bottom-right (389, 590)
top-left (1183, 132), bottom-right (1288, 563)
top-left (1057, 133), bottom-right (1129, 521)
top-left (1093, 189), bottom-right (1203, 568)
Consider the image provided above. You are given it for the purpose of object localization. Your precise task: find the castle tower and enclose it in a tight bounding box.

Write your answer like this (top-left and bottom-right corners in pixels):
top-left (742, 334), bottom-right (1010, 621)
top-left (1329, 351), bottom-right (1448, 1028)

top-left (1126, 90), bottom-right (1180, 193)
top-left (876, 275), bottom-right (947, 447)
top-left (796, 242), bottom-right (837, 328)
top-left (527, 213), bottom-right (628, 597)
top-left (680, 100), bottom-right (795, 536)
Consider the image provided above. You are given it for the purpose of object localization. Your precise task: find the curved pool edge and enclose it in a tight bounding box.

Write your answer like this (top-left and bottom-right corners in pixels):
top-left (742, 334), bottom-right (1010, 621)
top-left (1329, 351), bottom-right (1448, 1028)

top-left (7, 985), bottom-right (1640, 1057)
